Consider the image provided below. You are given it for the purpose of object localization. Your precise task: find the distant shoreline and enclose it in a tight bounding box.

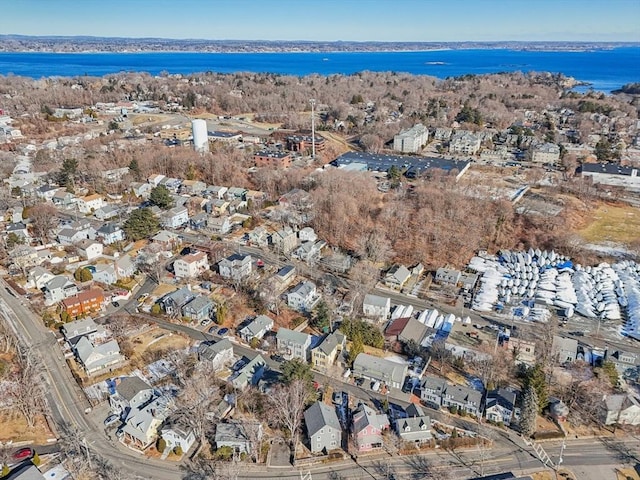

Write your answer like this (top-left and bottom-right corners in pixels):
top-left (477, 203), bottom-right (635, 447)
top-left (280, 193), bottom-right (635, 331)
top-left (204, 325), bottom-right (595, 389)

top-left (0, 36), bottom-right (638, 54)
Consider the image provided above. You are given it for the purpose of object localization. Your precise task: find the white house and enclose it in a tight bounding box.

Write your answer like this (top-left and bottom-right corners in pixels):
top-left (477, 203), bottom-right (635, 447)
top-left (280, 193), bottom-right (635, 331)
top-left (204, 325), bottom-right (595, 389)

top-left (484, 388), bottom-right (518, 426)
top-left (44, 276), bottom-right (78, 306)
top-left (363, 294), bottom-right (391, 321)
top-left (27, 266), bottom-right (55, 290)
top-left (160, 419), bottom-right (196, 455)
top-left (239, 315), bottom-right (274, 342)
top-left (75, 337), bottom-right (124, 375)
top-left (77, 194), bottom-right (105, 214)
top-left (287, 281), bottom-right (321, 312)
top-left (76, 239), bottom-right (104, 261)
top-left (174, 251), bottom-right (210, 279)
top-left (218, 253), bottom-right (252, 281)
top-left (116, 254), bottom-right (136, 278)
top-left (93, 264), bottom-right (118, 285)
top-left (276, 328), bottom-right (312, 361)
top-left (161, 206), bottom-right (189, 229)
top-left (198, 339), bottom-right (234, 371)
top-left (96, 223), bottom-right (125, 245)
top-left (393, 123), bottom-right (429, 153)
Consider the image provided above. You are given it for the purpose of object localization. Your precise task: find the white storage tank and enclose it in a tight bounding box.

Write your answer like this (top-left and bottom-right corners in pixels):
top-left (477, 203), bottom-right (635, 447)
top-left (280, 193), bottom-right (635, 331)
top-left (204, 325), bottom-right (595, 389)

top-left (192, 119), bottom-right (209, 152)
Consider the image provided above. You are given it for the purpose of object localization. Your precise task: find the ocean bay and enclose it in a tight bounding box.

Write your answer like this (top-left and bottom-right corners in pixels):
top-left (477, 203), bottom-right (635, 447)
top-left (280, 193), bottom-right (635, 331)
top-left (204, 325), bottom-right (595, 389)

top-left (0, 47), bottom-right (638, 91)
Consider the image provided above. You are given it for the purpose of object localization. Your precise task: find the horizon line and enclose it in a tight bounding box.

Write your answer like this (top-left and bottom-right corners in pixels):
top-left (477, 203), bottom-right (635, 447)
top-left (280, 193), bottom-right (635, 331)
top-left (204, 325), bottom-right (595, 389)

top-left (1, 34), bottom-right (639, 44)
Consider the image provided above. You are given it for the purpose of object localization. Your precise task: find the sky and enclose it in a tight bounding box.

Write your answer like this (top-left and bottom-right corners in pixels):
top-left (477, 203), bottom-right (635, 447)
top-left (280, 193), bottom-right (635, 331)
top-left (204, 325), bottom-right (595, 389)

top-left (2, 0), bottom-right (639, 42)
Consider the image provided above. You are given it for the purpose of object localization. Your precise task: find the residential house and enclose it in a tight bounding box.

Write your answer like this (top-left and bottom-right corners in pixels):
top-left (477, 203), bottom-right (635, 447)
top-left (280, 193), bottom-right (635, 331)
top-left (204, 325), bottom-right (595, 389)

top-left (239, 315), bottom-right (274, 343)
top-left (607, 350), bottom-right (640, 379)
top-left (508, 338), bottom-right (536, 366)
top-left (208, 198), bottom-right (230, 216)
top-left (57, 227), bottom-right (89, 246)
top-left (159, 287), bottom-right (195, 316)
top-left (298, 227), bottom-right (317, 243)
top-left (180, 180), bottom-right (207, 195)
top-left (435, 268), bottom-right (462, 285)
top-left (311, 331), bottom-right (346, 369)
top-left (197, 339), bottom-right (234, 371)
top-left (214, 421), bottom-right (263, 455)
top-left (247, 226), bottom-right (269, 247)
top-left (208, 215), bottom-right (231, 235)
top-left (362, 294), bottom-right (391, 321)
top-left (120, 395), bottom-right (172, 450)
top-left (131, 182), bottom-right (153, 199)
top-left (276, 328), bottom-right (312, 362)
top-left (174, 251), bottom-right (210, 279)
top-left (385, 265), bottom-right (411, 289)
top-left (115, 254), bottom-right (136, 278)
top-left (77, 194), bottom-right (105, 214)
top-left (159, 177), bottom-right (182, 193)
top-left (225, 187), bottom-right (247, 201)
top-left (287, 281), bottom-right (321, 312)
top-left (274, 265), bottom-right (296, 287)
top-left (61, 289), bottom-right (105, 318)
top-left (51, 189), bottom-right (77, 209)
top-left (6, 222), bottom-right (29, 241)
top-left (76, 239), bottom-right (104, 261)
top-left (292, 240), bottom-right (326, 263)
top-left (93, 264), bottom-right (117, 285)
top-left (148, 174), bottom-right (166, 186)
top-left (10, 245), bottom-right (40, 273)
top-left (485, 388), bottom-right (518, 426)
top-left (271, 227), bottom-right (298, 254)
top-left (420, 376), bottom-right (448, 409)
top-left (182, 295), bottom-right (216, 321)
top-left (189, 212), bottom-right (209, 231)
top-left (304, 401), bottom-right (342, 453)
top-left (61, 317), bottom-right (108, 346)
top-left (94, 205), bottom-right (120, 221)
top-left (441, 384), bottom-right (482, 417)
top-left (151, 230), bottom-right (181, 251)
top-left (384, 317), bottom-right (411, 345)
top-left (161, 206), bottom-right (189, 229)
top-left (109, 376), bottom-right (154, 417)
top-left (352, 353), bottom-right (408, 390)
top-left (75, 336), bottom-right (124, 375)
top-left (449, 131), bottom-right (481, 155)
top-left (395, 404), bottom-right (432, 445)
top-left (35, 184), bottom-right (60, 202)
top-left (245, 190), bottom-right (266, 207)
top-left (551, 335), bottom-right (578, 364)
top-left (160, 418), bottom-right (197, 455)
top-left (434, 128), bottom-right (453, 141)
top-left (218, 253), bottom-right (252, 282)
top-left (601, 393), bottom-right (640, 426)
top-left (44, 276), bottom-right (78, 306)
top-left (207, 185), bottom-right (228, 200)
top-left (96, 223), bottom-right (125, 245)
top-left (230, 354), bottom-right (266, 390)
top-left (351, 402), bottom-right (390, 452)
top-left (27, 266), bottom-right (55, 290)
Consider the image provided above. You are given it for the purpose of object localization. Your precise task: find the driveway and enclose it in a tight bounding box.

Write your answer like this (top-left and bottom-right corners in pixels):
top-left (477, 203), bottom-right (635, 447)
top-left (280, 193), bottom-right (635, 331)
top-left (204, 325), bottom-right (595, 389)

top-left (268, 438), bottom-right (291, 467)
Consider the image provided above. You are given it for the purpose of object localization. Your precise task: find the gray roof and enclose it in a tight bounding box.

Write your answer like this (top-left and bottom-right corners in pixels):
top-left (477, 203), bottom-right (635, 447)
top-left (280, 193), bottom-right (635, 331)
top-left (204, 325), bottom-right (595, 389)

top-left (46, 275), bottom-right (74, 290)
top-left (398, 318), bottom-right (429, 344)
top-left (445, 384), bottom-right (482, 406)
top-left (363, 294), bottom-right (389, 307)
top-left (313, 331), bottom-right (346, 356)
top-left (405, 404), bottom-right (426, 418)
top-left (215, 421), bottom-right (252, 445)
top-left (352, 353), bottom-right (408, 387)
top-left (333, 151), bottom-right (470, 177)
top-left (352, 402), bottom-right (389, 434)
top-left (184, 295), bottom-right (215, 313)
top-left (242, 315), bottom-right (274, 337)
top-left (276, 327), bottom-right (310, 346)
top-left (387, 264), bottom-right (411, 284)
top-left (116, 376), bottom-right (153, 401)
top-left (198, 339), bottom-right (233, 361)
top-left (304, 401), bottom-right (341, 436)
top-left (486, 388), bottom-right (517, 411)
top-left (396, 416), bottom-right (432, 442)
top-left (581, 162), bottom-right (637, 176)
top-left (421, 375), bottom-right (447, 394)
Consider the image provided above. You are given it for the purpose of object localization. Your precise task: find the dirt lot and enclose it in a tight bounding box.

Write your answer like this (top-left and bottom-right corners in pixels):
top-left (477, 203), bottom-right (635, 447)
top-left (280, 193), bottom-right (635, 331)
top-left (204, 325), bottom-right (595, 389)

top-left (0, 413), bottom-right (53, 444)
top-left (577, 202), bottom-right (640, 245)
top-left (129, 328), bottom-right (192, 364)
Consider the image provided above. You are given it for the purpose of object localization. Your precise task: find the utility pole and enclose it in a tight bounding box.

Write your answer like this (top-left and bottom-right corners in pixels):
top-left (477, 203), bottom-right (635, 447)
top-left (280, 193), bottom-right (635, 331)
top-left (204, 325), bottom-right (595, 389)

top-left (309, 99), bottom-right (316, 160)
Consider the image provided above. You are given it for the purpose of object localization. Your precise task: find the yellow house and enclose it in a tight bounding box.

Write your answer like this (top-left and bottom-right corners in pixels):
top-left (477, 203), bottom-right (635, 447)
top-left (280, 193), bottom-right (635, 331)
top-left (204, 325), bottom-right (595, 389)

top-left (311, 331), bottom-right (346, 369)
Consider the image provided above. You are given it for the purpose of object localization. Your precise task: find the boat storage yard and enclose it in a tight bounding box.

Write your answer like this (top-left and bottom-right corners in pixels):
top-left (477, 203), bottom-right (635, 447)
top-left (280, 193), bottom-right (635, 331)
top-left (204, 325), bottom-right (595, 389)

top-left (469, 248), bottom-right (640, 340)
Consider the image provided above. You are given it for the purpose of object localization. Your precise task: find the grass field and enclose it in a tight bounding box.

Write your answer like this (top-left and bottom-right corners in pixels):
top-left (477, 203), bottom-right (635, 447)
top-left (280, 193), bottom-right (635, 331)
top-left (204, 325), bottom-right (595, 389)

top-left (577, 203), bottom-right (640, 245)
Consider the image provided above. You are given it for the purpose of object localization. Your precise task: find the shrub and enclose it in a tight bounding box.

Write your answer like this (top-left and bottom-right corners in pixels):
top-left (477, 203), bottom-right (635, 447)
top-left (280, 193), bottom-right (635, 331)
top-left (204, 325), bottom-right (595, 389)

top-left (31, 453), bottom-right (41, 466)
top-left (215, 446), bottom-right (233, 461)
top-left (157, 438), bottom-right (167, 453)
top-left (449, 405), bottom-right (458, 415)
top-left (173, 446), bottom-right (183, 456)
top-left (151, 304), bottom-right (162, 315)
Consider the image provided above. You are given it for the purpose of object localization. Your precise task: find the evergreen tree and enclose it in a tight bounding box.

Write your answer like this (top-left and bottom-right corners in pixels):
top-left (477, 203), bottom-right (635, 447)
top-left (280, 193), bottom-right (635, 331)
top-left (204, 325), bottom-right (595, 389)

top-left (149, 185), bottom-right (174, 210)
top-left (123, 208), bottom-right (160, 241)
top-left (522, 364), bottom-right (548, 412)
top-left (520, 386), bottom-right (539, 437)
top-left (281, 358), bottom-right (314, 387)
top-left (347, 335), bottom-right (364, 367)
top-left (129, 158), bottom-right (141, 181)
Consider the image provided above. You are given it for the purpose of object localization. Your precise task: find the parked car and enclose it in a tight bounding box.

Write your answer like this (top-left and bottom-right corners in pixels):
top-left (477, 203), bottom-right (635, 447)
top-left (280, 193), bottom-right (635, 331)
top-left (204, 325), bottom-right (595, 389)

top-left (208, 326), bottom-right (218, 334)
top-left (217, 327), bottom-right (229, 336)
top-left (12, 448), bottom-right (34, 461)
top-left (270, 354), bottom-right (285, 363)
top-left (104, 414), bottom-right (119, 427)
top-left (201, 318), bottom-right (212, 327)
top-left (332, 391), bottom-right (343, 405)
top-left (112, 301), bottom-right (120, 308)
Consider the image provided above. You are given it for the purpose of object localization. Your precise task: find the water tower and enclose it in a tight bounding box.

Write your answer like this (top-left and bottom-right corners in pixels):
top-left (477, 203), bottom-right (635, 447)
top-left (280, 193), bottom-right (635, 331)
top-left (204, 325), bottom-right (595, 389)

top-left (191, 119), bottom-right (209, 153)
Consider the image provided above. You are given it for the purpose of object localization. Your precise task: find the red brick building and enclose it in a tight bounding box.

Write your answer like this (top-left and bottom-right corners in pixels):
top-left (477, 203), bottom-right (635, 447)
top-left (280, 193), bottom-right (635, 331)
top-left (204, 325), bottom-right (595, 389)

top-left (61, 289), bottom-right (105, 318)
top-left (254, 150), bottom-right (293, 168)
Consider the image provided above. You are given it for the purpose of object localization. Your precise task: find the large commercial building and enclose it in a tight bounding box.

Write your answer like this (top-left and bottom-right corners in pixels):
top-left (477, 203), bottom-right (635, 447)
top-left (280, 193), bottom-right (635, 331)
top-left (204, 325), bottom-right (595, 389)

top-left (393, 124), bottom-right (429, 153)
top-left (580, 163), bottom-right (640, 191)
top-left (332, 151), bottom-right (470, 180)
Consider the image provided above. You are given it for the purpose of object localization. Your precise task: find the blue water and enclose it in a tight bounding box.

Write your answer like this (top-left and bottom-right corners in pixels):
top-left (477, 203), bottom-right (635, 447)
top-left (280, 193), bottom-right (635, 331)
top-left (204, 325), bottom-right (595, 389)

top-left (0, 48), bottom-right (638, 92)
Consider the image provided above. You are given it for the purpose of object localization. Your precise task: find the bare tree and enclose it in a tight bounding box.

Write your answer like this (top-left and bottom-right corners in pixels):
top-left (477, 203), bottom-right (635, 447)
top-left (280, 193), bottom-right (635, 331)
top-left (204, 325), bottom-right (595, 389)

top-left (27, 202), bottom-right (58, 244)
top-left (8, 347), bottom-right (45, 428)
top-left (266, 379), bottom-right (312, 452)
